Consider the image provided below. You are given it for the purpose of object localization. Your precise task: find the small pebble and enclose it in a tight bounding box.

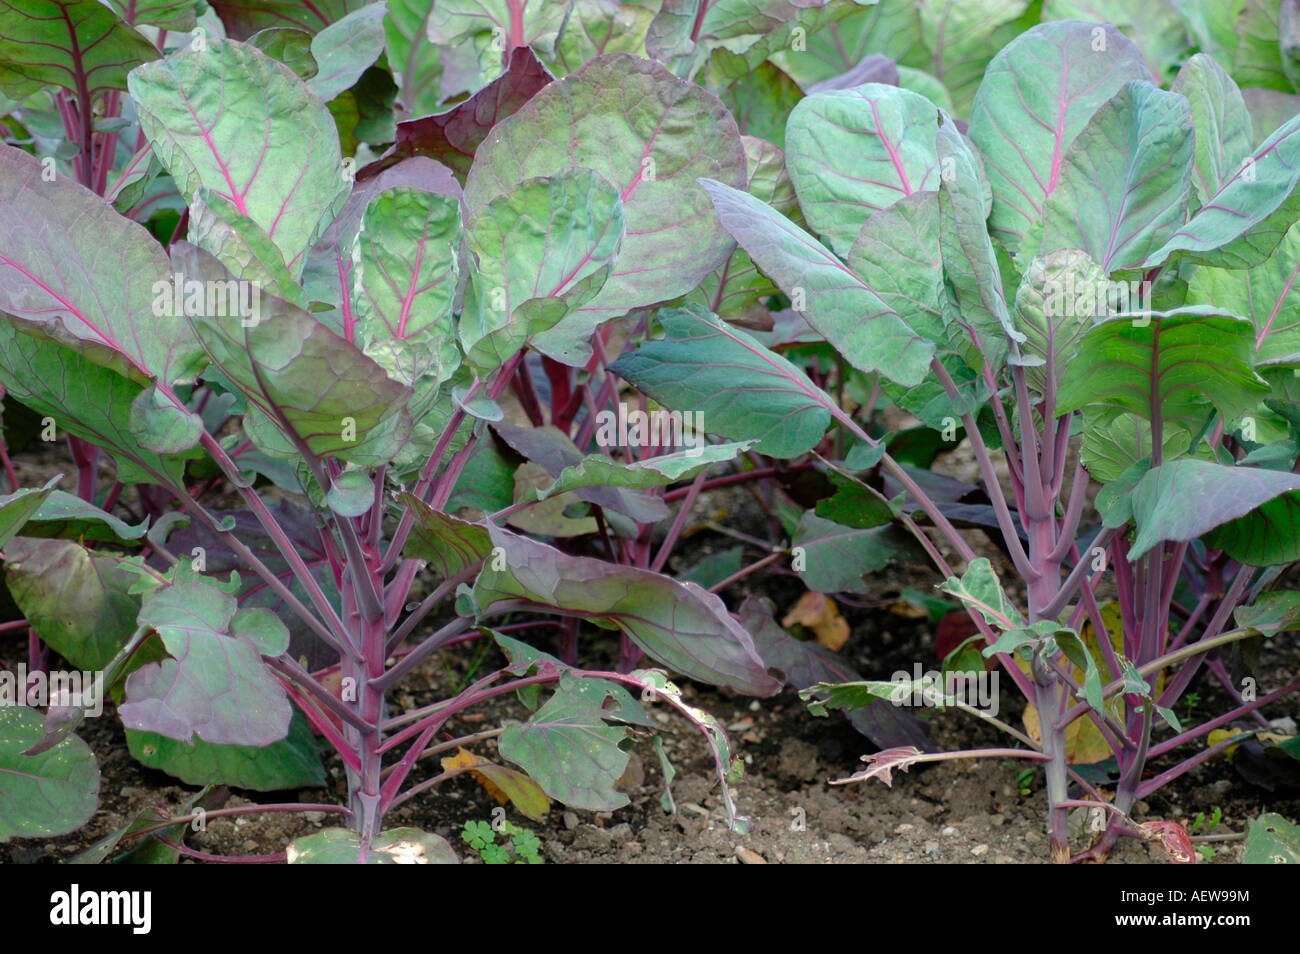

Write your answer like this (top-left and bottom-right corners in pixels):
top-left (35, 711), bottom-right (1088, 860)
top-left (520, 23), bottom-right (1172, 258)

top-left (941, 825), bottom-right (958, 836)
top-left (895, 823), bottom-right (915, 834)
top-left (562, 811), bottom-right (578, 830)
top-left (971, 844), bottom-right (989, 856)
top-left (735, 846), bottom-right (767, 864)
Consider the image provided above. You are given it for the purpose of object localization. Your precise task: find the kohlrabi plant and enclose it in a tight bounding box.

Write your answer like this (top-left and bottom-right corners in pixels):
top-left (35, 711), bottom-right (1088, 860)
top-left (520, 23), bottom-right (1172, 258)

top-left (614, 20), bottom-right (1300, 862)
top-left (0, 6), bottom-right (793, 861)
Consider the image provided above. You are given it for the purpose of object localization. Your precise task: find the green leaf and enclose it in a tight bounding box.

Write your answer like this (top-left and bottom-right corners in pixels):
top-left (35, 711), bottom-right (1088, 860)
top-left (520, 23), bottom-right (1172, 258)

top-left (0, 0), bottom-right (158, 101)
top-left (916, 0), bottom-right (1030, 115)
top-left (939, 558), bottom-right (1022, 630)
top-left (425, 0), bottom-right (568, 97)
top-left (305, 3), bottom-right (387, 101)
top-left (174, 242), bottom-right (413, 466)
top-left (0, 477), bottom-right (59, 547)
top-left (1023, 81), bottom-right (1194, 273)
top-left (498, 674), bottom-right (640, 811)
top-left (475, 524), bottom-right (782, 696)
top-left (720, 62), bottom-right (803, 150)
top-left (1080, 410), bottom-right (1193, 484)
top-left (1178, 0), bottom-right (1291, 93)
top-left (129, 384), bottom-right (203, 455)
top-left (785, 84), bottom-right (942, 256)
top-left (383, 0), bottom-right (444, 117)
top-left (967, 21), bottom-right (1149, 255)
top-left (229, 606), bottom-right (290, 656)
top-left (354, 187), bottom-right (462, 386)
top-left (126, 707), bottom-right (324, 790)
top-left (102, 0), bottom-right (198, 29)
top-left (398, 493), bottom-right (491, 579)
top-left (0, 706), bottom-right (98, 841)
top-left (324, 469), bottom-right (374, 518)
top-left (3, 538), bottom-right (154, 674)
top-left (1244, 812), bottom-right (1300, 864)
top-left (461, 168), bottom-right (625, 369)
top-left (1236, 591), bottom-right (1300, 637)
top-left (0, 145), bottom-right (203, 387)
top-left (700, 179), bottom-right (935, 387)
top-left (1059, 307), bottom-right (1268, 436)
top-left (539, 442), bottom-right (754, 499)
top-left (609, 304), bottom-right (832, 459)
top-left (129, 38), bottom-right (350, 278)
top-left (287, 826), bottom-right (459, 864)
top-left (1014, 249), bottom-right (1111, 396)
top-left (1143, 113), bottom-right (1300, 270)
top-left (1171, 53), bottom-right (1254, 205)
top-left (463, 53), bottom-right (747, 353)
top-left (792, 510), bottom-right (913, 594)
top-left (1187, 223), bottom-right (1300, 366)
top-left (119, 581), bottom-right (292, 746)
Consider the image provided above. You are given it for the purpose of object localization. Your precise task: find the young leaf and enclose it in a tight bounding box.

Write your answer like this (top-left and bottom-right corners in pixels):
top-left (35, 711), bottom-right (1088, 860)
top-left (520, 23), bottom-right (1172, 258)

top-left (1023, 81), bottom-right (1194, 273)
top-left (304, 3), bottom-right (387, 102)
top-left (354, 187), bottom-right (462, 385)
top-left (939, 558), bottom-right (1022, 630)
top-left (463, 53), bottom-right (747, 349)
top-left (700, 179), bottom-right (935, 386)
top-left (791, 511), bottom-right (913, 594)
top-left (397, 493), bottom-right (492, 579)
top-left (174, 242), bottom-right (414, 466)
top-left (609, 304), bottom-right (832, 459)
top-left (538, 442), bottom-right (755, 500)
top-left (1171, 53), bottom-right (1254, 204)
top-left (475, 524), bottom-right (782, 696)
top-left (461, 168), bottom-right (625, 369)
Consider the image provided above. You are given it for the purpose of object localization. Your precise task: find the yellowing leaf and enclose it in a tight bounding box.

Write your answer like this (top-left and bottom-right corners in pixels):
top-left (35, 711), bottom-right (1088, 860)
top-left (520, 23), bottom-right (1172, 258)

top-left (782, 591), bottom-right (850, 651)
top-left (440, 747), bottom-right (552, 822)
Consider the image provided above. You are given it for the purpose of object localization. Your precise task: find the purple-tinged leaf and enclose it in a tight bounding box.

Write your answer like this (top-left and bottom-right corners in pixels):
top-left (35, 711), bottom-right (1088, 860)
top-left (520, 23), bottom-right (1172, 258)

top-left (916, 0), bottom-right (1031, 116)
top-left (464, 53), bottom-right (747, 353)
top-left (304, 156), bottom-right (461, 319)
top-left (128, 39), bottom-right (350, 278)
top-left (174, 241), bottom-right (413, 465)
top-left (22, 488), bottom-right (151, 544)
top-left (120, 581), bottom-right (292, 747)
top-left (808, 53), bottom-right (900, 93)
top-left (1143, 113), bottom-right (1300, 270)
top-left (1118, 458), bottom-right (1300, 563)
top-left (831, 745), bottom-right (925, 786)
top-left (368, 46), bottom-right (555, 183)
top-left (1013, 248), bottom-right (1109, 395)
top-left (1172, 54), bottom-right (1254, 205)
top-left (0, 0), bottom-right (158, 101)
top-left (937, 118), bottom-right (1022, 370)
top-left (786, 84), bottom-right (942, 255)
top-left (287, 826), bottom-right (459, 863)
top-left (102, 0), bottom-right (195, 28)
top-left (791, 510), bottom-right (915, 594)
top-left (968, 21), bottom-right (1149, 255)
top-left (0, 478), bottom-right (59, 548)
top-left (610, 303), bottom-right (832, 459)
top-left (0, 145), bottom-right (203, 387)
top-left (1042, 0), bottom-right (1190, 83)
top-left (0, 706), bottom-right (99, 841)
top-left (1241, 88), bottom-right (1300, 149)
top-left (0, 322), bottom-right (188, 486)
top-left (1023, 81), bottom-right (1193, 273)
top-left (207, 0), bottom-right (374, 39)
top-left (701, 178), bottom-right (935, 386)
top-left (475, 524), bottom-right (782, 696)
top-left (492, 424), bottom-right (667, 524)
top-left (187, 187), bottom-right (311, 309)
top-left (691, 136), bottom-right (803, 324)
top-left (543, 1), bottom-right (658, 78)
